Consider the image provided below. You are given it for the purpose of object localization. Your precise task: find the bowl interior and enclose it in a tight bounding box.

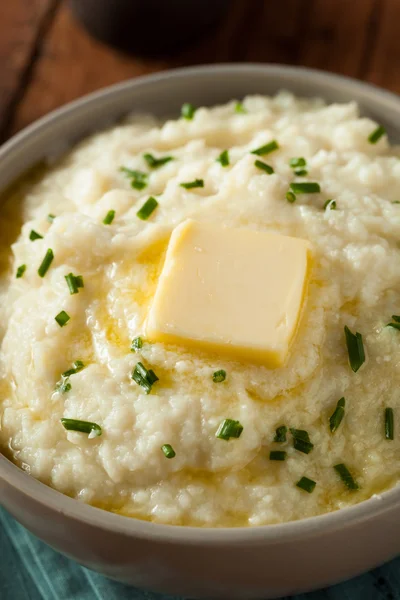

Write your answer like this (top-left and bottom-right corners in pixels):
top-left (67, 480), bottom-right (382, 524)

top-left (1, 64), bottom-right (400, 542)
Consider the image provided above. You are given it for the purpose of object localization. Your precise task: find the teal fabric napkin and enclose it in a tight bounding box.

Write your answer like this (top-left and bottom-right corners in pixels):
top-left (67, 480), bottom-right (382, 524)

top-left (0, 506), bottom-right (397, 600)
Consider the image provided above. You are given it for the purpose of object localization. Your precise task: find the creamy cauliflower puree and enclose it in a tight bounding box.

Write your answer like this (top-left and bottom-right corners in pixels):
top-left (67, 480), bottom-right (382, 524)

top-left (1, 93), bottom-right (400, 527)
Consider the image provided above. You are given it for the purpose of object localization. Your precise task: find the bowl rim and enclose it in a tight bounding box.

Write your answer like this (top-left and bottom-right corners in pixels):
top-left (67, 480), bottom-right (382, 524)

top-left (1, 62), bottom-right (400, 545)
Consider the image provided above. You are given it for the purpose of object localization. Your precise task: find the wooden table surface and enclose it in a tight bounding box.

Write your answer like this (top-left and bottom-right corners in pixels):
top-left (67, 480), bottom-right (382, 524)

top-left (2, 0), bottom-right (399, 143)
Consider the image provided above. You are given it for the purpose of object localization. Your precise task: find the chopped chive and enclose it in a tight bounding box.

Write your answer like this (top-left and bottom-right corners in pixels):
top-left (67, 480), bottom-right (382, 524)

top-left (180, 178), bottom-right (204, 190)
top-left (324, 199), bottom-right (337, 210)
top-left (286, 191), bottom-right (296, 203)
top-left (216, 418), bottom-right (243, 441)
top-left (61, 418), bottom-right (102, 437)
top-left (143, 153), bottom-right (174, 169)
top-left (47, 214), bottom-right (56, 223)
top-left (16, 264), bottom-right (26, 279)
top-left (269, 450), bottom-right (286, 461)
top-left (274, 425), bottom-right (287, 443)
top-left (61, 360), bottom-right (85, 378)
top-left (137, 196), bottom-right (158, 220)
top-left (334, 463), bottom-right (359, 490)
top-left (251, 140), bottom-right (279, 156)
top-left (181, 103), bottom-right (196, 120)
top-left (65, 273), bottom-right (83, 295)
top-left (344, 325), bottom-right (365, 373)
top-left (368, 125), bottom-right (386, 144)
top-left (329, 397), bottom-right (345, 433)
top-left (385, 407), bottom-right (394, 440)
top-left (161, 444), bottom-right (176, 459)
top-left (65, 273), bottom-right (78, 294)
top-left (235, 102), bottom-right (246, 114)
top-left (131, 336), bottom-right (143, 352)
top-left (392, 315), bottom-right (400, 322)
top-left (289, 157), bottom-right (306, 168)
top-left (387, 322), bottom-right (400, 330)
top-left (120, 167), bottom-right (148, 190)
top-left (213, 369), bottom-right (226, 383)
top-left (216, 150), bottom-right (230, 167)
top-left (132, 361), bottom-right (159, 394)
top-left (392, 201), bottom-right (400, 204)
top-left (56, 361), bottom-right (85, 392)
top-left (296, 476), bottom-right (316, 493)
top-left (38, 248), bottom-right (54, 277)
top-left (290, 428), bottom-right (314, 454)
top-left (29, 230), bottom-right (43, 241)
top-left (57, 380), bottom-right (71, 393)
top-left (294, 168), bottom-right (308, 176)
top-left (290, 182), bottom-right (320, 194)
top-left (55, 310), bottom-right (70, 327)
top-left (254, 160), bottom-right (274, 174)
top-left (103, 210), bottom-right (115, 225)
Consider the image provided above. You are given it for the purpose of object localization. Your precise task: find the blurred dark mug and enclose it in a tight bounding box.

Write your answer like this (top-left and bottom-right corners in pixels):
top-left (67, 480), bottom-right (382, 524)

top-left (69, 0), bottom-right (231, 56)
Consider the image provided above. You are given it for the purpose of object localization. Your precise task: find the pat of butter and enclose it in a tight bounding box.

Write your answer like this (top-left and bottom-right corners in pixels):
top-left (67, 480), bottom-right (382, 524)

top-left (146, 219), bottom-right (311, 367)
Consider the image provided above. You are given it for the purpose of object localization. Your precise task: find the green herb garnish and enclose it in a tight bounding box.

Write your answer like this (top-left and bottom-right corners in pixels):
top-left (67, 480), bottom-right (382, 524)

top-left (180, 179), bottom-right (204, 190)
top-left (269, 450), bottom-right (286, 461)
top-left (120, 167), bottom-right (148, 190)
top-left (290, 428), bottom-right (314, 454)
top-left (290, 182), bottom-right (320, 194)
top-left (329, 397), bottom-right (345, 433)
top-left (161, 444), bottom-right (176, 459)
top-left (181, 103), bottom-right (196, 120)
top-left (61, 418), bottom-right (102, 437)
top-left (62, 360), bottom-right (85, 378)
top-left (251, 140), bottom-right (279, 156)
top-left (296, 476), bottom-right (316, 493)
top-left (216, 419), bottom-right (243, 441)
top-left (274, 425), bottom-right (287, 443)
top-left (213, 369), bottom-right (226, 383)
top-left (132, 361), bottom-right (159, 394)
top-left (254, 160), bottom-right (274, 174)
top-left (58, 380), bottom-right (71, 394)
top-left (235, 102), bottom-right (246, 114)
top-left (324, 199), bottom-right (337, 210)
top-left (387, 315), bottom-right (400, 329)
top-left (29, 230), bottom-right (43, 241)
top-left (334, 463), bottom-right (359, 490)
top-left (65, 273), bottom-right (84, 295)
top-left (103, 210), bottom-right (115, 225)
top-left (38, 249), bottom-right (54, 277)
top-left (55, 311), bottom-right (70, 327)
top-left (56, 361), bottom-right (85, 393)
top-left (16, 264), bottom-right (26, 279)
top-left (286, 191), bottom-right (296, 203)
top-left (294, 168), bottom-right (308, 176)
top-left (385, 407), bottom-right (394, 440)
top-left (289, 157), bottom-right (306, 168)
top-left (143, 153), bottom-right (174, 169)
top-left (344, 325), bottom-right (365, 372)
top-left (47, 214), bottom-right (56, 223)
top-left (137, 197), bottom-right (158, 220)
top-left (216, 150), bottom-right (230, 167)
top-left (368, 125), bottom-right (386, 144)
top-left (131, 336), bottom-right (143, 352)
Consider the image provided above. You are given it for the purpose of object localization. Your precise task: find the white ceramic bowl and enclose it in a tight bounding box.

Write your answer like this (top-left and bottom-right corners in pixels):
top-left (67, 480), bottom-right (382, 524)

top-left (1, 65), bottom-right (400, 600)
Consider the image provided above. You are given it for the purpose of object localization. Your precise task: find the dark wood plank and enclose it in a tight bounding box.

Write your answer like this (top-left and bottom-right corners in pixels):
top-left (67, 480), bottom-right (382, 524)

top-left (0, 0), bottom-right (59, 139)
top-left (366, 0), bottom-right (400, 93)
top-left (295, 0), bottom-right (376, 77)
top-left (9, 0), bottom-right (252, 134)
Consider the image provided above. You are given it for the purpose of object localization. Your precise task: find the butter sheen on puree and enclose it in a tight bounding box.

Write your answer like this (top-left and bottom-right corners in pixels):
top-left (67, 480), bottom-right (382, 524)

top-left (0, 92), bottom-right (400, 527)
